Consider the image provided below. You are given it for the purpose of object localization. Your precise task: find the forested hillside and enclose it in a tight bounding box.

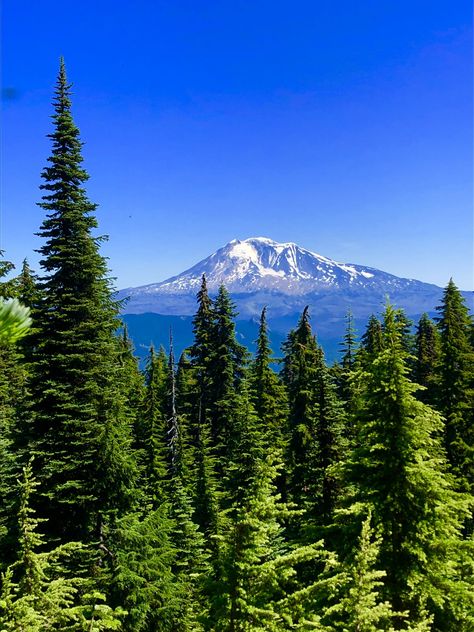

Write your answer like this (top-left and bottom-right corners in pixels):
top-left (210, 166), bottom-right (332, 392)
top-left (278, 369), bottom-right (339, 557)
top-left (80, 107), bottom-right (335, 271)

top-left (1, 62), bottom-right (473, 631)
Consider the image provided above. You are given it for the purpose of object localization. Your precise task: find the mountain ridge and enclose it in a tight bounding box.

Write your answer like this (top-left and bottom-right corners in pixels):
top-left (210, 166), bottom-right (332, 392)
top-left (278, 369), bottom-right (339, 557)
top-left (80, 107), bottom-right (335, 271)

top-left (117, 237), bottom-right (462, 320)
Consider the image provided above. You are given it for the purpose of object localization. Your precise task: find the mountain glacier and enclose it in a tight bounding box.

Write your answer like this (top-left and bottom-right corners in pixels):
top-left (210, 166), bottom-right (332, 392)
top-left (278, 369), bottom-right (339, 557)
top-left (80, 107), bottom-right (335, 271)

top-left (118, 236), bottom-right (472, 363)
top-left (118, 237), bottom-right (451, 320)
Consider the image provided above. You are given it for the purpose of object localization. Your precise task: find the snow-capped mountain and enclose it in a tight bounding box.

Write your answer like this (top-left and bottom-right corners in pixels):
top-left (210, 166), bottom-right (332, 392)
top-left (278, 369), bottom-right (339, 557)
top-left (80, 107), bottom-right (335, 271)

top-left (118, 237), bottom-right (448, 318)
top-left (146, 237), bottom-right (381, 294)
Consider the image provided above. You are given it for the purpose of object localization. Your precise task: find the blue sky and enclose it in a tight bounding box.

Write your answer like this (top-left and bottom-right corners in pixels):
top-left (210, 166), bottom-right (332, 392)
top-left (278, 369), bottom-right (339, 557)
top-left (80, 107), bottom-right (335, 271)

top-left (2, 1), bottom-right (472, 289)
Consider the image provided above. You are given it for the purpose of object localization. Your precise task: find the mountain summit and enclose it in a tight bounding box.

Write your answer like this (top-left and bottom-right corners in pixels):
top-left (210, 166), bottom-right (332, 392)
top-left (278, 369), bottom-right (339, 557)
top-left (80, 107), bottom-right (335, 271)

top-left (153, 237), bottom-right (381, 294)
top-left (118, 237), bottom-right (454, 320)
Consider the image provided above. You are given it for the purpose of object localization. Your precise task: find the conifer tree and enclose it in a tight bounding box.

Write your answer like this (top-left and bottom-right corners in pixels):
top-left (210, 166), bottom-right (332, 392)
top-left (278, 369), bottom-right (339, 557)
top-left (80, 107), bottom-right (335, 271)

top-left (189, 275), bottom-right (215, 435)
top-left (435, 279), bottom-right (474, 496)
top-left (16, 259), bottom-right (40, 309)
top-left (208, 285), bottom-right (247, 459)
top-left (320, 513), bottom-right (430, 632)
top-left (209, 397), bottom-right (333, 632)
top-left (335, 307), bottom-right (359, 418)
top-left (163, 334), bottom-right (209, 630)
top-left (281, 307), bottom-right (323, 509)
top-left (413, 313), bottom-right (440, 405)
top-left (0, 462), bottom-right (125, 631)
top-left (139, 345), bottom-right (168, 505)
top-left (337, 303), bottom-right (473, 628)
top-left (0, 259), bottom-right (32, 567)
top-left (25, 59), bottom-right (138, 544)
top-left (358, 314), bottom-right (384, 365)
top-left (249, 307), bottom-right (288, 449)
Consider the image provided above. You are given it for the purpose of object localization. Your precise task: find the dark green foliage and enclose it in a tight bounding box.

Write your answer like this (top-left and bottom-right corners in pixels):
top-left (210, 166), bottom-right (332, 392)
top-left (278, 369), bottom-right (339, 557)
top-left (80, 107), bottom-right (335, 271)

top-left (435, 279), bottom-right (474, 496)
top-left (208, 285), bottom-right (247, 459)
top-left (139, 345), bottom-right (168, 505)
top-left (25, 60), bottom-right (138, 544)
top-left (282, 307), bottom-right (345, 529)
top-left (249, 307), bottom-right (288, 449)
top-left (16, 259), bottom-right (40, 309)
top-left (359, 314), bottom-right (384, 364)
top-left (414, 313), bottom-right (440, 404)
top-left (281, 307), bottom-right (323, 508)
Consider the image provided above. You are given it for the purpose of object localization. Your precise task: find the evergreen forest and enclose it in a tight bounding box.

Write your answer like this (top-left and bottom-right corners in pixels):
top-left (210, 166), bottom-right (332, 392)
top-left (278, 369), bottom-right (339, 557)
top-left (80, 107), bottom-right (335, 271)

top-left (1, 61), bottom-right (473, 632)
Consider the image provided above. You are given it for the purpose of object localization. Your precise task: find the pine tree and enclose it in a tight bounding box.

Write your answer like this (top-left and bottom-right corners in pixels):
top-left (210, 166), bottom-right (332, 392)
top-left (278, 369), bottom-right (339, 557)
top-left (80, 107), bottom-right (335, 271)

top-left (281, 307), bottom-right (323, 509)
top-left (16, 259), bottom-right (40, 309)
top-left (249, 307), bottom-right (288, 449)
top-left (413, 313), bottom-right (440, 405)
top-left (189, 274), bottom-right (215, 437)
top-left (0, 258), bottom-right (32, 567)
top-left (25, 59), bottom-right (138, 545)
top-left (358, 314), bottom-right (384, 366)
top-left (207, 285), bottom-right (247, 460)
top-left (435, 279), bottom-right (474, 496)
top-left (209, 402), bottom-right (333, 632)
top-left (337, 303), bottom-right (473, 628)
top-left (139, 345), bottom-right (168, 506)
top-left (163, 333), bottom-right (209, 630)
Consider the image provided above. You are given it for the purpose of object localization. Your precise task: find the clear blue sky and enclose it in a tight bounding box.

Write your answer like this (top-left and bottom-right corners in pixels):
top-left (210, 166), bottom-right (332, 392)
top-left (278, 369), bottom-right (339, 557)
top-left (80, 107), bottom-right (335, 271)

top-left (2, 1), bottom-right (473, 290)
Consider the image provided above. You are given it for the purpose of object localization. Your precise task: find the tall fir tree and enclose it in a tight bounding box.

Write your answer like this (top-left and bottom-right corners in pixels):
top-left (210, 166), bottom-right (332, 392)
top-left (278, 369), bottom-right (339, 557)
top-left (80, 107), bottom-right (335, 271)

top-left (358, 314), bottom-right (384, 365)
top-left (25, 59), bottom-right (138, 544)
top-left (249, 307), bottom-right (288, 450)
top-left (413, 313), bottom-right (440, 405)
top-left (139, 345), bottom-right (168, 506)
top-left (281, 306), bottom-right (323, 509)
top-left (207, 285), bottom-right (247, 460)
top-left (435, 279), bottom-right (474, 496)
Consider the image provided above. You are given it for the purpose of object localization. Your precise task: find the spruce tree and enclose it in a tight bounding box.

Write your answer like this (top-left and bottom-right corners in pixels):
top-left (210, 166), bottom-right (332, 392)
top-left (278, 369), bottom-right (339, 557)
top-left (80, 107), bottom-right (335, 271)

top-left (26, 59), bottom-right (138, 544)
top-left (139, 345), bottom-right (168, 505)
top-left (208, 285), bottom-right (247, 459)
top-left (413, 313), bottom-right (440, 405)
top-left (435, 279), bottom-right (474, 496)
top-left (16, 259), bottom-right (40, 309)
top-left (189, 274), bottom-right (215, 437)
top-left (358, 314), bottom-right (384, 366)
top-left (249, 307), bottom-right (288, 449)
top-left (281, 307), bottom-right (323, 509)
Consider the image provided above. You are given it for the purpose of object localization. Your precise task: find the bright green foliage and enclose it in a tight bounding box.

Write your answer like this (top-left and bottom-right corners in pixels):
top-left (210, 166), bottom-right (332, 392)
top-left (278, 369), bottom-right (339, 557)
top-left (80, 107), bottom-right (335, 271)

top-left (413, 314), bottom-right (440, 405)
top-left (338, 304), bottom-right (472, 627)
top-left (210, 448), bottom-right (333, 632)
top-left (249, 307), bottom-right (288, 450)
top-left (0, 462), bottom-right (125, 631)
top-left (435, 279), bottom-right (474, 495)
top-left (0, 299), bottom-right (32, 345)
top-left (321, 512), bottom-right (430, 632)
